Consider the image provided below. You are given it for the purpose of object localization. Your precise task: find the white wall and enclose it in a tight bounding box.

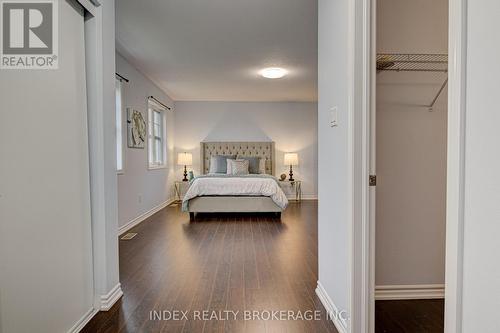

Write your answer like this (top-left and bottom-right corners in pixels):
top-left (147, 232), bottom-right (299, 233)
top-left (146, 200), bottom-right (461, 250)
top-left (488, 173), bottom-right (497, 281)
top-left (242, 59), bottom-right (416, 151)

top-left (375, 0), bottom-right (448, 286)
top-left (0, 1), bottom-right (94, 332)
top-left (116, 53), bottom-right (176, 229)
top-left (318, 0), bottom-right (351, 328)
top-left (173, 101), bottom-right (318, 198)
top-left (460, 0), bottom-right (500, 331)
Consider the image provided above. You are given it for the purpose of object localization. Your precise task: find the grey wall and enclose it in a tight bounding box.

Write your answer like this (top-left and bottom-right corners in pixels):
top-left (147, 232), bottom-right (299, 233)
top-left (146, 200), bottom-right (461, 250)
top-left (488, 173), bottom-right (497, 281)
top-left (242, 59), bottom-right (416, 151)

top-left (116, 53), bottom-right (176, 229)
top-left (173, 101), bottom-right (318, 198)
top-left (461, 0), bottom-right (500, 330)
top-left (375, 0), bottom-right (448, 286)
top-left (318, 0), bottom-right (351, 325)
top-left (0, 1), bottom-right (93, 332)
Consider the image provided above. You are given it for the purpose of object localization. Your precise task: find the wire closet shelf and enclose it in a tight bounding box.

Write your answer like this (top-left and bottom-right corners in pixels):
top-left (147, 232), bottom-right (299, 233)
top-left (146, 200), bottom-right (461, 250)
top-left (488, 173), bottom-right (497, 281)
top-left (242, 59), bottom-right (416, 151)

top-left (376, 53), bottom-right (448, 111)
top-left (376, 53), bottom-right (448, 72)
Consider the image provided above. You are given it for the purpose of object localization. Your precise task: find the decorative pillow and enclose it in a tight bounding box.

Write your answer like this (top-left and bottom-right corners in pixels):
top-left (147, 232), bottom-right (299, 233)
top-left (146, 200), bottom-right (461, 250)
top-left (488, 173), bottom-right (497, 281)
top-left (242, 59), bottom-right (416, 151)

top-left (259, 158), bottom-right (267, 174)
top-left (209, 155), bottom-right (235, 174)
top-left (226, 159), bottom-right (233, 174)
top-left (227, 159), bottom-right (249, 175)
top-left (236, 156), bottom-right (262, 174)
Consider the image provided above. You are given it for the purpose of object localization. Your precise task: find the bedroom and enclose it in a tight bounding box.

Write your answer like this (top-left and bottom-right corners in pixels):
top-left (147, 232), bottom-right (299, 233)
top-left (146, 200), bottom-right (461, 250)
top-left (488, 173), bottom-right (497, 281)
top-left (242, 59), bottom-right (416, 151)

top-left (2, 0), bottom-right (500, 332)
top-left (101, 0), bottom-right (325, 332)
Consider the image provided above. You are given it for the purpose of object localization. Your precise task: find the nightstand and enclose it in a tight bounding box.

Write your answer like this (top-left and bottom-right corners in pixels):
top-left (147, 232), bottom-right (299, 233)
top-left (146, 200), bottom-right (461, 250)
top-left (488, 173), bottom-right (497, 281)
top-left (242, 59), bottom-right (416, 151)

top-left (174, 181), bottom-right (190, 202)
top-left (278, 180), bottom-right (302, 202)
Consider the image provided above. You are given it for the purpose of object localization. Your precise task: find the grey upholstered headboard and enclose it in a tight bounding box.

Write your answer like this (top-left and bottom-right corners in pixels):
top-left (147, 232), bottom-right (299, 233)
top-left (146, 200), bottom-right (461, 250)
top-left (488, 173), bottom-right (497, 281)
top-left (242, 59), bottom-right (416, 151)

top-left (200, 142), bottom-right (275, 175)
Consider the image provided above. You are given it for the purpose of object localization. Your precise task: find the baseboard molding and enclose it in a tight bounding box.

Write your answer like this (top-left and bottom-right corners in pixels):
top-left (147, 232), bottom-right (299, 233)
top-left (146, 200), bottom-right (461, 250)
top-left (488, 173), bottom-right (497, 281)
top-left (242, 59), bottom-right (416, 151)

top-left (286, 194), bottom-right (318, 201)
top-left (119, 198), bottom-right (175, 235)
top-left (315, 281), bottom-right (348, 333)
top-left (67, 307), bottom-right (98, 333)
top-left (100, 283), bottom-right (123, 310)
top-left (375, 284), bottom-right (445, 300)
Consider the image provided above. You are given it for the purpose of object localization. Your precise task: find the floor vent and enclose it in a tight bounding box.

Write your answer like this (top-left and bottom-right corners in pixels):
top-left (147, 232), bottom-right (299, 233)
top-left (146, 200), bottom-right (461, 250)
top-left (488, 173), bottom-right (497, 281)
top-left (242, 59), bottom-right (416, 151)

top-left (121, 233), bottom-right (137, 240)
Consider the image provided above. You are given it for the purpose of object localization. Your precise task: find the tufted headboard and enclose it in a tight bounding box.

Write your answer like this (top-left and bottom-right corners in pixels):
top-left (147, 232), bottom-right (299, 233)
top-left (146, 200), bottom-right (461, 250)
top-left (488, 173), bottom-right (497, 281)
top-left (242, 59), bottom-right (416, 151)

top-left (200, 141), bottom-right (275, 175)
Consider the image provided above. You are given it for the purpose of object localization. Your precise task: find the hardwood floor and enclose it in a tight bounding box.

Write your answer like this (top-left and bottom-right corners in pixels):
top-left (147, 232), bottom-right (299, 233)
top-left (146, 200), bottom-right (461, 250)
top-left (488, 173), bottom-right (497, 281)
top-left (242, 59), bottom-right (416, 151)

top-left (83, 201), bottom-right (338, 333)
top-left (83, 200), bottom-right (444, 332)
top-left (375, 299), bottom-right (444, 333)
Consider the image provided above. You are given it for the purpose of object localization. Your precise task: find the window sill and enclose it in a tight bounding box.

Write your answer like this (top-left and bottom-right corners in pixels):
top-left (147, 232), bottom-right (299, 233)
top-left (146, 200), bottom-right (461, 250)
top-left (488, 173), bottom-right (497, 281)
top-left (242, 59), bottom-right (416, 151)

top-left (148, 165), bottom-right (167, 170)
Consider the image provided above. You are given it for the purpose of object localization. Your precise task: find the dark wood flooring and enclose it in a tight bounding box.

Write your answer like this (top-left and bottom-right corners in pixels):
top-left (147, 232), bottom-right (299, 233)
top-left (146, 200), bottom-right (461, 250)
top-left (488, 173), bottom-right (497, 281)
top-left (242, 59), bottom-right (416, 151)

top-left (375, 299), bottom-right (444, 333)
top-left (83, 201), bottom-right (338, 333)
top-left (83, 200), bottom-right (444, 333)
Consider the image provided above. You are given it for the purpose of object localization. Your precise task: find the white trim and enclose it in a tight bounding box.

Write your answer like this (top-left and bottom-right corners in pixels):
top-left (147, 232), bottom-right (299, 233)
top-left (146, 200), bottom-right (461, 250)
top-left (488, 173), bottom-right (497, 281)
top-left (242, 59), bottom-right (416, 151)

top-left (368, 0), bottom-right (377, 331)
top-left (316, 281), bottom-right (348, 333)
top-left (348, 0), bottom-right (373, 331)
top-left (100, 283), bottom-right (123, 311)
top-left (299, 194), bottom-right (318, 200)
top-left (445, 0), bottom-right (467, 332)
top-left (147, 100), bottom-right (168, 170)
top-left (67, 307), bottom-right (98, 333)
top-left (286, 194), bottom-right (318, 201)
top-left (375, 284), bottom-right (445, 300)
top-left (119, 198), bottom-right (175, 235)
top-left (84, 0), bottom-right (121, 311)
top-left (147, 165), bottom-right (167, 170)
top-left (115, 77), bottom-right (125, 175)
top-left (76, 0), bottom-right (97, 16)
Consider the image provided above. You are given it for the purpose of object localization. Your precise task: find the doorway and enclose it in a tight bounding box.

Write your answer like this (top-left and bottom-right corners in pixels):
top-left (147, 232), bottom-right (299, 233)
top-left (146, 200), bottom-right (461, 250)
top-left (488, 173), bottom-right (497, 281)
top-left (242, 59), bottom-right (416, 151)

top-left (372, 0), bottom-right (448, 331)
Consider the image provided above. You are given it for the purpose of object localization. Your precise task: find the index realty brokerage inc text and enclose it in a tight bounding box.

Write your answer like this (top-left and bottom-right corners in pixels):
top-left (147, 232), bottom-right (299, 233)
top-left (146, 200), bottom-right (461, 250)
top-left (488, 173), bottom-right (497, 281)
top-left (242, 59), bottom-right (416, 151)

top-left (150, 309), bottom-right (348, 322)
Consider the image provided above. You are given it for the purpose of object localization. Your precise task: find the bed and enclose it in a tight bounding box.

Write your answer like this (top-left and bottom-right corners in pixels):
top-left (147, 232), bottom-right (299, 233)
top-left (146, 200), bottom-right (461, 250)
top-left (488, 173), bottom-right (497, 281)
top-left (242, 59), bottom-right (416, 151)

top-left (182, 141), bottom-right (288, 220)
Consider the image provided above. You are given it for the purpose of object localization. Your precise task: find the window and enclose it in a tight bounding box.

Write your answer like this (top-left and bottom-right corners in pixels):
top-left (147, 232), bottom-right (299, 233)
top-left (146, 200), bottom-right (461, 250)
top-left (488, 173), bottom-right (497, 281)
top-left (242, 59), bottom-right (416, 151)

top-left (148, 100), bottom-right (167, 169)
top-left (115, 78), bottom-right (124, 173)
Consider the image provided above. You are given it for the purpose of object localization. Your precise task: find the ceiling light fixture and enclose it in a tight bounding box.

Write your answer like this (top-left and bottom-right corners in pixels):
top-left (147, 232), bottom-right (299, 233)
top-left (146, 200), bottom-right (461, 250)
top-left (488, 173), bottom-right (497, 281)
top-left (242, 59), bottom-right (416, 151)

top-left (260, 67), bottom-right (288, 79)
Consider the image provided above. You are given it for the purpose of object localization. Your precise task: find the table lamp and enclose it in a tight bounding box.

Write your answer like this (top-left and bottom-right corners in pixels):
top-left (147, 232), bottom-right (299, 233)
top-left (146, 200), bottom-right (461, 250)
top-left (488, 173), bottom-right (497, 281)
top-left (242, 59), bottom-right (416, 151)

top-left (178, 152), bottom-right (193, 181)
top-left (284, 153), bottom-right (298, 181)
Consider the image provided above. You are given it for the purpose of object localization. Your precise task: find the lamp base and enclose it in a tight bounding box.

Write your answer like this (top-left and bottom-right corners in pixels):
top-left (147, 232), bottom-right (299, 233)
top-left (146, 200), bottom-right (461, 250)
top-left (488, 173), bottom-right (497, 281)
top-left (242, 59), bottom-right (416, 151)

top-left (182, 165), bottom-right (188, 181)
top-left (289, 165), bottom-right (294, 182)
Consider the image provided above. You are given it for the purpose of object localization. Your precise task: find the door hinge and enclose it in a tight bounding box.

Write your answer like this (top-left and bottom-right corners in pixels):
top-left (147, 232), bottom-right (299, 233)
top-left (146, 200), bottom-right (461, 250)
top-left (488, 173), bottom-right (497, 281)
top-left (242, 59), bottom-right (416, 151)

top-left (369, 175), bottom-right (377, 187)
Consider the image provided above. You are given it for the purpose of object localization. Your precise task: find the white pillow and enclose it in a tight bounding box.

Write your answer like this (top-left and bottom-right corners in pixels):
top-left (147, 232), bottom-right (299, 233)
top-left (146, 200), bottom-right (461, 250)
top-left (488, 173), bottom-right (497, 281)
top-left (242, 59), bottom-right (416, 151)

top-left (227, 159), bottom-right (249, 175)
top-left (259, 158), bottom-right (267, 174)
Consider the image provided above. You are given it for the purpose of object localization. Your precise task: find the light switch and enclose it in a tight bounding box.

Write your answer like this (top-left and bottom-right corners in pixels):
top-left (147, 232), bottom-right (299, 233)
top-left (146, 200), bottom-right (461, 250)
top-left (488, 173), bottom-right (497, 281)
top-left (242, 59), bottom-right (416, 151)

top-left (330, 107), bottom-right (338, 127)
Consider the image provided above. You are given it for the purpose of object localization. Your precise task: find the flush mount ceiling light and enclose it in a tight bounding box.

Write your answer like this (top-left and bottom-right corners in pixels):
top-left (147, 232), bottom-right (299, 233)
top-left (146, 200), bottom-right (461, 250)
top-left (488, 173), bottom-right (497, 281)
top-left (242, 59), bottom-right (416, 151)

top-left (260, 67), bottom-right (288, 79)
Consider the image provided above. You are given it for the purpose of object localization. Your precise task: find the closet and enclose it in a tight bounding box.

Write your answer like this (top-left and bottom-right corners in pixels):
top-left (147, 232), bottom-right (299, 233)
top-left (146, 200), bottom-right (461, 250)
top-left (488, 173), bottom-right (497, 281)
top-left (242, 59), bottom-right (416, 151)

top-left (374, 0), bottom-right (448, 331)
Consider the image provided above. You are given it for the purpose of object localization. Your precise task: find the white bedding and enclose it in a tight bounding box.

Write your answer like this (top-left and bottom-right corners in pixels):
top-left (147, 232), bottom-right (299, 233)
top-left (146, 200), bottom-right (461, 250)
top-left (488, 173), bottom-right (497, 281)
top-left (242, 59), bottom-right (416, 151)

top-left (182, 174), bottom-right (288, 211)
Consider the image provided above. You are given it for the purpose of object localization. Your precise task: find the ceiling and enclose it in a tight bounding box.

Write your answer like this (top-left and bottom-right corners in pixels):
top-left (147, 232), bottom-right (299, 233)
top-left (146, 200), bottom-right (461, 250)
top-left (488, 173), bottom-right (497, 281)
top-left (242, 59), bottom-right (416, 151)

top-left (116, 0), bottom-right (318, 102)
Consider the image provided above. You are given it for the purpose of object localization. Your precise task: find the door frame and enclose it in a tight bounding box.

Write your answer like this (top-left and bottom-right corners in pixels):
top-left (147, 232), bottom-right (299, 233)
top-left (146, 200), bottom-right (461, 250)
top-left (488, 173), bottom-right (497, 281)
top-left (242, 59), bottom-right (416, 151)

top-left (358, 0), bottom-right (467, 332)
top-left (78, 0), bottom-right (122, 313)
top-left (443, 0), bottom-right (467, 331)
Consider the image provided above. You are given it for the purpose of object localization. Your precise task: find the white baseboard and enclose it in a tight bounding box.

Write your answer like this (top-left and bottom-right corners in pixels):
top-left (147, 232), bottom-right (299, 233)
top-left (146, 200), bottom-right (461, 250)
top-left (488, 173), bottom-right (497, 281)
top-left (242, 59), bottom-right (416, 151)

top-left (375, 284), bottom-right (445, 300)
top-left (315, 281), bottom-right (348, 333)
top-left (67, 307), bottom-right (98, 333)
top-left (119, 198), bottom-right (175, 235)
top-left (286, 194), bottom-right (318, 201)
top-left (100, 283), bottom-right (123, 310)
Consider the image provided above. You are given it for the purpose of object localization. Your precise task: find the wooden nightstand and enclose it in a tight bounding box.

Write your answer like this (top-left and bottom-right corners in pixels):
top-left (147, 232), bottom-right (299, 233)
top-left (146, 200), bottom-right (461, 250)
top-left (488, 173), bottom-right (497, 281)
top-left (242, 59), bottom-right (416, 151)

top-left (174, 181), bottom-right (190, 202)
top-left (278, 180), bottom-right (302, 202)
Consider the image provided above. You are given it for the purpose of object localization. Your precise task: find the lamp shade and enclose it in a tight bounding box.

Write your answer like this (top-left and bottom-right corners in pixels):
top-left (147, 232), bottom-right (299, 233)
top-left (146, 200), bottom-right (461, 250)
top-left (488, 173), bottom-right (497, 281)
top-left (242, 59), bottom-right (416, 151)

top-left (177, 152), bottom-right (192, 166)
top-left (284, 153), bottom-right (298, 166)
